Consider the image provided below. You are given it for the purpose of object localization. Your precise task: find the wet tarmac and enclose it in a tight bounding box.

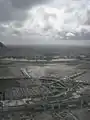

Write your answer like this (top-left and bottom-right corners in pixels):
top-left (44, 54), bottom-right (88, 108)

top-left (0, 61), bottom-right (90, 120)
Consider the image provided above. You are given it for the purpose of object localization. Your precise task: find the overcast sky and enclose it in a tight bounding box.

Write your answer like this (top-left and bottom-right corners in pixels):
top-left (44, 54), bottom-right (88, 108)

top-left (0, 0), bottom-right (90, 45)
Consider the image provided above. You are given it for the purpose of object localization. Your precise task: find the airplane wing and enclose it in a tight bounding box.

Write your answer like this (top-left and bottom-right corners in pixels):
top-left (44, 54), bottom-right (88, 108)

top-left (63, 71), bottom-right (87, 81)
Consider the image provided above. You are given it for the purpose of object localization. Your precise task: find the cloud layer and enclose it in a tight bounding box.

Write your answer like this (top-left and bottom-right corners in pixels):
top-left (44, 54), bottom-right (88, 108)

top-left (21, 0), bottom-right (90, 39)
top-left (11, 0), bottom-right (49, 9)
top-left (0, 0), bottom-right (90, 44)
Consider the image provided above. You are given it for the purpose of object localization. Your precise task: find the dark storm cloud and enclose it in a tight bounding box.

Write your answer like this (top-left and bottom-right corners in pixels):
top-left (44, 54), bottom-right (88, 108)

top-left (0, 0), bottom-right (49, 22)
top-left (0, 0), bottom-right (12, 21)
top-left (0, 0), bottom-right (28, 22)
top-left (11, 9), bottom-right (28, 21)
top-left (11, 0), bottom-right (49, 9)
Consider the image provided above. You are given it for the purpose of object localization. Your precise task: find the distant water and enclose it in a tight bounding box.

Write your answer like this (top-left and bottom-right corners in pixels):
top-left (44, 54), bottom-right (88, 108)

top-left (3, 45), bottom-right (90, 58)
